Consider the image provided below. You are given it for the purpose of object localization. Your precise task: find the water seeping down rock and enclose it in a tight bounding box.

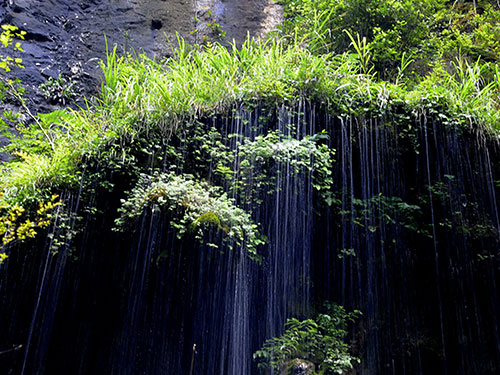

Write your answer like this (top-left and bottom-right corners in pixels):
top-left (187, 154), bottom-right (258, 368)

top-left (0, 100), bottom-right (499, 374)
top-left (1, 1), bottom-right (500, 374)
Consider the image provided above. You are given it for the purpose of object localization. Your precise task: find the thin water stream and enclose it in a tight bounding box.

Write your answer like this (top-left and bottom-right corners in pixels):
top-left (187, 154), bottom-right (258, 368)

top-left (0, 104), bottom-right (499, 374)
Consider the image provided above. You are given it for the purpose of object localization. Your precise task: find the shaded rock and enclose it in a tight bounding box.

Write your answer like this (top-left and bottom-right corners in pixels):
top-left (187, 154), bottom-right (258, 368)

top-left (1, 0), bottom-right (282, 116)
top-left (281, 359), bottom-right (316, 375)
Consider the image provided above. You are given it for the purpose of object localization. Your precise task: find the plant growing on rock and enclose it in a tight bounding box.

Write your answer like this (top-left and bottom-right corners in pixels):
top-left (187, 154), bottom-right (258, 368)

top-left (254, 303), bottom-right (360, 374)
top-left (0, 194), bottom-right (61, 264)
top-left (1, 33), bottom-right (500, 264)
top-left (39, 74), bottom-right (78, 105)
top-left (114, 172), bottom-right (265, 258)
top-left (0, 24), bottom-right (25, 134)
top-left (0, 24), bottom-right (25, 73)
top-left (215, 129), bottom-right (334, 206)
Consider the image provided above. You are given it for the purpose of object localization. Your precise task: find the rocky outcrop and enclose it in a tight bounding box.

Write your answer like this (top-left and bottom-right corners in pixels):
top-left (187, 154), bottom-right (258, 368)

top-left (1, 0), bottom-right (282, 113)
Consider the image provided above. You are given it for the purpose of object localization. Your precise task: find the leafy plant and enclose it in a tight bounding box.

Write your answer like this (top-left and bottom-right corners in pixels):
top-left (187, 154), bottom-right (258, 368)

top-left (114, 172), bottom-right (265, 258)
top-left (0, 24), bottom-right (25, 73)
top-left (0, 194), bottom-right (61, 264)
top-left (1, 31), bottom-right (500, 252)
top-left (221, 129), bottom-right (334, 206)
top-left (0, 24), bottom-right (26, 134)
top-left (39, 74), bottom-right (78, 105)
top-left (254, 303), bottom-right (360, 374)
top-left (277, 0), bottom-right (500, 80)
top-left (341, 194), bottom-right (427, 236)
top-left (277, 0), bottom-right (441, 68)
top-left (205, 9), bottom-right (226, 41)
top-left (191, 7), bottom-right (226, 46)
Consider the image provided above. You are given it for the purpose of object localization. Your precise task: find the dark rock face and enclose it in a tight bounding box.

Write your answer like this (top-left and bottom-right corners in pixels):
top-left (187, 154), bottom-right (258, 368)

top-left (0, 0), bottom-right (282, 113)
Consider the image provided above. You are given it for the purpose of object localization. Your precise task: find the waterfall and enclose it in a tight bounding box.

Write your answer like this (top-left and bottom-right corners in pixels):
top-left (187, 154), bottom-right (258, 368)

top-left (1, 104), bottom-right (499, 374)
top-left (314, 114), bottom-right (500, 374)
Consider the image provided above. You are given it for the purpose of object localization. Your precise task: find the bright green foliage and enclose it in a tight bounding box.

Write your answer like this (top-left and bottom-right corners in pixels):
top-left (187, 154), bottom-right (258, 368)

top-left (411, 58), bottom-right (500, 128)
top-left (254, 303), bottom-right (360, 374)
top-left (98, 37), bottom-right (359, 132)
top-left (236, 131), bottom-right (331, 175)
top-left (217, 130), bottom-right (334, 205)
top-left (1, 31), bottom-right (500, 252)
top-left (277, 0), bottom-right (443, 72)
top-left (0, 110), bottom-right (88, 205)
top-left (0, 24), bottom-right (26, 139)
top-left (278, 0), bottom-right (500, 78)
top-left (0, 7), bottom-right (496, 370)
top-left (0, 24), bottom-right (25, 73)
top-left (0, 39), bottom-right (360, 207)
top-left (114, 172), bottom-right (265, 258)
top-left (433, 3), bottom-right (500, 66)
top-left (0, 194), bottom-right (61, 263)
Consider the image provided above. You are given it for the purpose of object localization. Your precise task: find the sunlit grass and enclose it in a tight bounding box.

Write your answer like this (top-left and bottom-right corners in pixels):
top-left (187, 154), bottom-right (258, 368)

top-left (1, 35), bottom-right (500, 209)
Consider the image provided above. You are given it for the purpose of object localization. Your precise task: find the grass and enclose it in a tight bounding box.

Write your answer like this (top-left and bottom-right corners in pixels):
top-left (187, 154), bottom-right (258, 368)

top-left (1, 35), bottom-right (500, 211)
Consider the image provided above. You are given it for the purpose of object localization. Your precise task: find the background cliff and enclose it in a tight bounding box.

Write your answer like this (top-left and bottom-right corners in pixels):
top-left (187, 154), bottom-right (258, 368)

top-left (1, 0), bottom-right (282, 112)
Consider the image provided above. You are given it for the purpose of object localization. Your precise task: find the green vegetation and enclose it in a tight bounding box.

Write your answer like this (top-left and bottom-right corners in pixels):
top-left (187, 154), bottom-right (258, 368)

top-left (209, 129), bottom-right (334, 207)
top-left (2, 36), bottom-right (498, 195)
top-left (341, 194), bottom-right (427, 236)
top-left (0, 38), bottom-right (346, 259)
top-left (114, 172), bottom-right (265, 257)
top-left (39, 74), bottom-right (78, 105)
top-left (191, 7), bottom-right (226, 45)
top-left (278, 0), bottom-right (500, 77)
top-left (1, 24), bottom-right (27, 263)
top-left (0, 194), bottom-right (61, 264)
top-left (1, 24), bottom-right (25, 133)
top-left (254, 303), bottom-right (360, 374)
top-left (0, 24), bottom-right (25, 73)
top-left (0, 1), bottom-right (498, 370)
top-left (0, 0), bottom-right (498, 279)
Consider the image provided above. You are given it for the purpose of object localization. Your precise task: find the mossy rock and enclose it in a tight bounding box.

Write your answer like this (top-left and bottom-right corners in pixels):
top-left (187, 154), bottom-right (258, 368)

top-left (281, 359), bottom-right (315, 375)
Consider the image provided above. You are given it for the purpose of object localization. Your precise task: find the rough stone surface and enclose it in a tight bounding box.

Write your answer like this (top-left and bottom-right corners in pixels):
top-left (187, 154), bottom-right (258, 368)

top-left (1, 0), bottom-right (282, 113)
top-left (281, 359), bottom-right (316, 375)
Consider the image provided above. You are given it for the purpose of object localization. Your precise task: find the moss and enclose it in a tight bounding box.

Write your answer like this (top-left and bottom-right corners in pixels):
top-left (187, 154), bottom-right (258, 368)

top-left (281, 359), bottom-right (315, 375)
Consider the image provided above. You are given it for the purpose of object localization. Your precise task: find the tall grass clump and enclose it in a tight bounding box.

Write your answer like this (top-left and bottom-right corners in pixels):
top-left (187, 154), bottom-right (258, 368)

top-left (0, 36), bottom-right (377, 204)
top-left (406, 58), bottom-right (500, 130)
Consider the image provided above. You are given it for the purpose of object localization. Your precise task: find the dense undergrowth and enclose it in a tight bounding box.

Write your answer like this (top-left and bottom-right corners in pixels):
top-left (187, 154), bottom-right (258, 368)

top-left (278, 0), bottom-right (500, 76)
top-left (0, 31), bottom-right (500, 263)
top-left (114, 172), bottom-right (265, 258)
top-left (254, 303), bottom-right (361, 374)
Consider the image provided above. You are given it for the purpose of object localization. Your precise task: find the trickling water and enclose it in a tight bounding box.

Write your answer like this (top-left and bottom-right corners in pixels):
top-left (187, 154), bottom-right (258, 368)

top-left (313, 113), bottom-right (500, 375)
top-left (423, 120), bottom-right (447, 374)
top-left (0, 104), bottom-right (499, 374)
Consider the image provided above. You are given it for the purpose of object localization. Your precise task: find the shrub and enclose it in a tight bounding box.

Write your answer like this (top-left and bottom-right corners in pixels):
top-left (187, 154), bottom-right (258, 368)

top-left (114, 172), bottom-right (265, 258)
top-left (254, 303), bottom-right (361, 374)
